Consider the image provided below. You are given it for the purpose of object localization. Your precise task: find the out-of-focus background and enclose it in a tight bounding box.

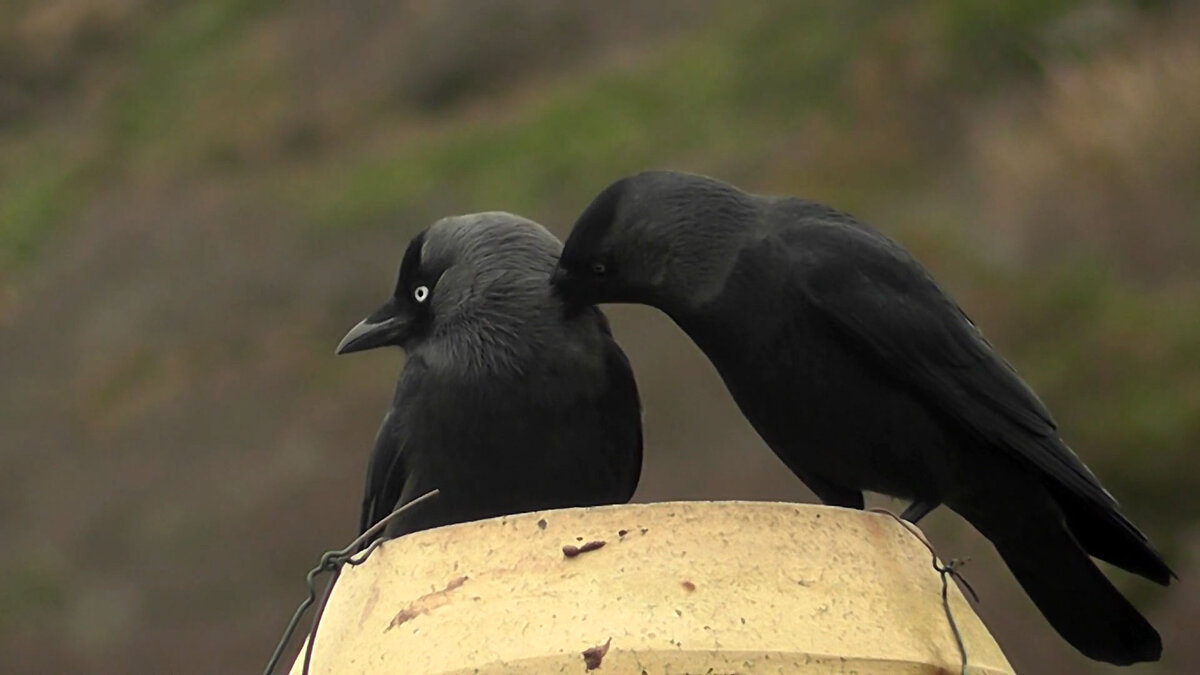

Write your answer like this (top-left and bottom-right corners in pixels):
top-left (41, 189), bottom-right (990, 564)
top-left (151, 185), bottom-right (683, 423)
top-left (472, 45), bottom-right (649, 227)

top-left (1, 1), bottom-right (1197, 673)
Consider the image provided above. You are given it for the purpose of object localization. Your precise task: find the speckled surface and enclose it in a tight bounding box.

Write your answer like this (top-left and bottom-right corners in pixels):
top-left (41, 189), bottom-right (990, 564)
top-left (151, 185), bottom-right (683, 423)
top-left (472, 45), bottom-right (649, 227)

top-left (288, 501), bottom-right (1014, 674)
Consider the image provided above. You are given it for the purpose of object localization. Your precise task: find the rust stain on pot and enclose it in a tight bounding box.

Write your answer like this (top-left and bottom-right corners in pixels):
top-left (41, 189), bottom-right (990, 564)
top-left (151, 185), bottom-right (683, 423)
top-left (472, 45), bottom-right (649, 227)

top-left (385, 575), bottom-right (469, 631)
top-left (357, 583), bottom-right (381, 627)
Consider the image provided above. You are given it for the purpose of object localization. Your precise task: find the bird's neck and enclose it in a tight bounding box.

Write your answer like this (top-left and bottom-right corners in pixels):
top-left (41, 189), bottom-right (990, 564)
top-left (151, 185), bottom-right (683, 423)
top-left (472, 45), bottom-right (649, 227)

top-left (651, 222), bottom-right (757, 313)
top-left (427, 304), bottom-right (556, 377)
top-left (663, 243), bottom-right (781, 374)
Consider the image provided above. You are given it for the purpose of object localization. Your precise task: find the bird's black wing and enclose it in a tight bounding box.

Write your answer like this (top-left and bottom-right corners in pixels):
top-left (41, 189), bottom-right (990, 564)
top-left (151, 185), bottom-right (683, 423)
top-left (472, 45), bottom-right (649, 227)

top-left (788, 220), bottom-right (1118, 512)
top-left (788, 214), bottom-right (1173, 584)
top-left (359, 407), bottom-right (407, 537)
top-left (595, 313), bottom-right (644, 500)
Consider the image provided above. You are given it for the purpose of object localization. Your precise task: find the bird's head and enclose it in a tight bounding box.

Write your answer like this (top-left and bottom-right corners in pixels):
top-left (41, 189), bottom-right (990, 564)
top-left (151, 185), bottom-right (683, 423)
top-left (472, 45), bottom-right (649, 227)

top-left (337, 212), bottom-right (563, 358)
top-left (551, 170), bottom-right (754, 314)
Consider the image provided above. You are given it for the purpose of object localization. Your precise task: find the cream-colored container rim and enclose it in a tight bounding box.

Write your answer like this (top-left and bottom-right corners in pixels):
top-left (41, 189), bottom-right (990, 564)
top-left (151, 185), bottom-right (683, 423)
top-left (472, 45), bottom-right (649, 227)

top-left (289, 500), bottom-right (1013, 674)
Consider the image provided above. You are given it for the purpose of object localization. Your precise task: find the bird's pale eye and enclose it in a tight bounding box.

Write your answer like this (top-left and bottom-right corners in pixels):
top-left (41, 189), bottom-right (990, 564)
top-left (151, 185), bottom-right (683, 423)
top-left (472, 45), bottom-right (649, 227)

top-left (413, 285), bottom-right (430, 303)
top-left (591, 262), bottom-right (607, 276)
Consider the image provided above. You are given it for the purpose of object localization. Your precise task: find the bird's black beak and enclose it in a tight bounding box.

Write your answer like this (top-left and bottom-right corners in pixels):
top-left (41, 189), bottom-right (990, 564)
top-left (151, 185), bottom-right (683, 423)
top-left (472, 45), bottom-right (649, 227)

top-left (336, 298), bottom-right (413, 355)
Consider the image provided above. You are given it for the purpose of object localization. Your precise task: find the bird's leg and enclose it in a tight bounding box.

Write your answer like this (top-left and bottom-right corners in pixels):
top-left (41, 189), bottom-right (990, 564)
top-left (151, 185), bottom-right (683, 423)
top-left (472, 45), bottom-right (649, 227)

top-left (900, 499), bottom-right (938, 524)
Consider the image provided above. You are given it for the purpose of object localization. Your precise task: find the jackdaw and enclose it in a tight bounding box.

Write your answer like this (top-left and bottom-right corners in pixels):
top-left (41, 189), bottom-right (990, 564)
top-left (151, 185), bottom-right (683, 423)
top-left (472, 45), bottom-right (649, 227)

top-left (337, 212), bottom-right (642, 541)
top-left (550, 170), bottom-right (1171, 665)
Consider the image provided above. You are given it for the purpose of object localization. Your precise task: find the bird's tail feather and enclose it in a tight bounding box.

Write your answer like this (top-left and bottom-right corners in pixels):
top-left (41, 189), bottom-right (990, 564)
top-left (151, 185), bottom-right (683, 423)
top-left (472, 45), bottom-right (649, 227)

top-left (1055, 489), bottom-right (1174, 585)
top-left (986, 513), bottom-right (1161, 665)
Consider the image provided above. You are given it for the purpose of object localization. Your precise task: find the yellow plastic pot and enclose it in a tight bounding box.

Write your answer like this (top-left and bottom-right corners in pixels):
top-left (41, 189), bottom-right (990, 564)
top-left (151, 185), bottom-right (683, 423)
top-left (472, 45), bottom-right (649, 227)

top-left (289, 501), bottom-right (1014, 674)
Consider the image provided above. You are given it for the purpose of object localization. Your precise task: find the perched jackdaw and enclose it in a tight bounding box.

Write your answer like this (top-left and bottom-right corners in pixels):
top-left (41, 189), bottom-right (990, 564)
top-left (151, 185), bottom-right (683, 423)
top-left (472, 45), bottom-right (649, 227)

top-left (337, 212), bottom-right (642, 541)
top-left (550, 170), bottom-right (1171, 665)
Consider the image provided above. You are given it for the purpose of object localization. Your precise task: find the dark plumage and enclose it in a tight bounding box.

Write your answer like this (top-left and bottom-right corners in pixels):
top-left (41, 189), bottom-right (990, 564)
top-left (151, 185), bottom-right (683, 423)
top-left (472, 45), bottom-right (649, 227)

top-left (338, 212), bottom-right (642, 540)
top-left (551, 170), bottom-right (1172, 665)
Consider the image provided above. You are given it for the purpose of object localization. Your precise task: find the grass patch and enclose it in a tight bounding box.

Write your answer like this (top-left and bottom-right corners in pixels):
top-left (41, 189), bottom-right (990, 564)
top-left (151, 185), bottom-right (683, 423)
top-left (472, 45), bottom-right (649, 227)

top-left (109, 0), bottom-right (284, 164)
top-left (304, 3), bottom-right (873, 231)
top-left (0, 559), bottom-right (65, 628)
top-left (0, 148), bottom-right (87, 272)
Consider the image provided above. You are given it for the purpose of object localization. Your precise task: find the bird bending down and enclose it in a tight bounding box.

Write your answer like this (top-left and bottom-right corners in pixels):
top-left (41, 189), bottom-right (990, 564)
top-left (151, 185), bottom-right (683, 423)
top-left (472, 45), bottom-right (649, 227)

top-left (550, 170), bottom-right (1172, 666)
top-left (337, 212), bottom-right (642, 542)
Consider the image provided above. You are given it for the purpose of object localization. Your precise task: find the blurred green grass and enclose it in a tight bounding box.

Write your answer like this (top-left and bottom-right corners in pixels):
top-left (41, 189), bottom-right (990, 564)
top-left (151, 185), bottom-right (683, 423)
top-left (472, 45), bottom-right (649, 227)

top-left (300, 0), bottom-right (1109, 230)
top-left (0, 0), bottom-right (1158, 264)
top-left (0, 144), bottom-right (86, 269)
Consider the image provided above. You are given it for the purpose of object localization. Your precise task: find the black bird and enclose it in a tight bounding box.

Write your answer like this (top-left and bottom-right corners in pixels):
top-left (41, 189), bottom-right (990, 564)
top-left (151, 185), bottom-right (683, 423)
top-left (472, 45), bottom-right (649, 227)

top-left (550, 170), bottom-right (1172, 665)
top-left (338, 212), bottom-right (642, 541)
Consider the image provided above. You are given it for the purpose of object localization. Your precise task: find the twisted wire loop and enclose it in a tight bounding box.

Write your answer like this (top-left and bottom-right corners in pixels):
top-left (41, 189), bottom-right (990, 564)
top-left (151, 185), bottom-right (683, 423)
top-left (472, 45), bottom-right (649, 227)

top-left (869, 508), bottom-right (977, 675)
top-left (263, 489), bottom-right (441, 675)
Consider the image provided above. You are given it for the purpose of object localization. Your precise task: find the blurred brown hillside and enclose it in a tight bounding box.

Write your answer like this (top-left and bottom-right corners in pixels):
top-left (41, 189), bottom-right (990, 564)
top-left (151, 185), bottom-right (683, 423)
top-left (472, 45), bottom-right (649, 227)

top-left (1, 2), bottom-right (1198, 673)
